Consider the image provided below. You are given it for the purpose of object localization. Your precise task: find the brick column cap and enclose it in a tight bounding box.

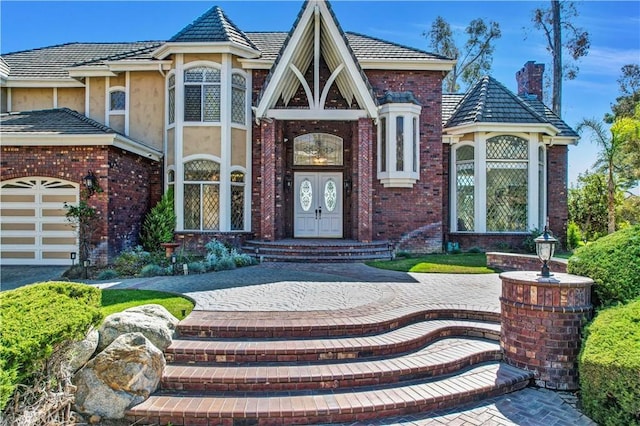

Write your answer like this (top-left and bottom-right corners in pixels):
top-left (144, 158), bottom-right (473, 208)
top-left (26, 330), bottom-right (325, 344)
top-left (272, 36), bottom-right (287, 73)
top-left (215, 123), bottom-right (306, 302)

top-left (500, 271), bottom-right (593, 287)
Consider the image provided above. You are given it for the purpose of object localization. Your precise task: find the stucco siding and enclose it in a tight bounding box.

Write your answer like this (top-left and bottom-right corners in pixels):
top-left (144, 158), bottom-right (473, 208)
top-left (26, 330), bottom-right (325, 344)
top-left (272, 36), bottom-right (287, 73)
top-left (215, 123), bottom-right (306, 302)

top-left (129, 71), bottom-right (164, 150)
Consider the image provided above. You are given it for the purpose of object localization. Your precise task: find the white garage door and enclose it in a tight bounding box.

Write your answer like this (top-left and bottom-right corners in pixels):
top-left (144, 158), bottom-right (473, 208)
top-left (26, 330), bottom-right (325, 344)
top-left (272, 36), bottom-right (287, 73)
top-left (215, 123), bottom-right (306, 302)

top-left (1, 177), bottom-right (79, 265)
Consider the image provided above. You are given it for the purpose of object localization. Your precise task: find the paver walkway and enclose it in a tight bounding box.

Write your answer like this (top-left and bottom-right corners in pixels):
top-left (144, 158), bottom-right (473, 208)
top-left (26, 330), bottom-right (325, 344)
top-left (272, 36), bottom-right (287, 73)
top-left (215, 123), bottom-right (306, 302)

top-left (0, 262), bottom-right (596, 425)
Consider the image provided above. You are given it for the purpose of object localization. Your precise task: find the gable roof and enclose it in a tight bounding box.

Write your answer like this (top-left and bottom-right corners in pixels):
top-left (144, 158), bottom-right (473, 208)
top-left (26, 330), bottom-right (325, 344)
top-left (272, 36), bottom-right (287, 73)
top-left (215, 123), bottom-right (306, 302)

top-left (255, 0), bottom-right (378, 120)
top-left (169, 5), bottom-right (258, 51)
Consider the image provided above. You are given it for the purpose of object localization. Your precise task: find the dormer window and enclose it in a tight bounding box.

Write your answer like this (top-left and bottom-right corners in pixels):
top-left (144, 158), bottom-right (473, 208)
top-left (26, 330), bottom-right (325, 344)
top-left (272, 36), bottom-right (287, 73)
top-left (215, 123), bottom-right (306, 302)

top-left (377, 92), bottom-right (421, 188)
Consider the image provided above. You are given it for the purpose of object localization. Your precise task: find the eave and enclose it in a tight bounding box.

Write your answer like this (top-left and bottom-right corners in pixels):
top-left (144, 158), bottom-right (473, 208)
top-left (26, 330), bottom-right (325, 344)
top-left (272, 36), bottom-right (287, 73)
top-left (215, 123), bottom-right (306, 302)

top-left (152, 42), bottom-right (261, 60)
top-left (104, 60), bottom-right (173, 72)
top-left (0, 133), bottom-right (163, 161)
top-left (443, 122), bottom-right (560, 137)
top-left (4, 77), bottom-right (85, 88)
top-left (358, 59), bottom-right (456, 71)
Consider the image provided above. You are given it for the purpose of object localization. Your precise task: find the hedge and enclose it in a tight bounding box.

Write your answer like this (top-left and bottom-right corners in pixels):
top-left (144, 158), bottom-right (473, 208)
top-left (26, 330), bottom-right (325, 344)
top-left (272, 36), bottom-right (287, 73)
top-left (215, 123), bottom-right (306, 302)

top-left (0, 282), bottom-right (102, 411)
top-left (568, 225), bottom-right (640, 308)
top-left (579, 299), bottom-right (640, 425)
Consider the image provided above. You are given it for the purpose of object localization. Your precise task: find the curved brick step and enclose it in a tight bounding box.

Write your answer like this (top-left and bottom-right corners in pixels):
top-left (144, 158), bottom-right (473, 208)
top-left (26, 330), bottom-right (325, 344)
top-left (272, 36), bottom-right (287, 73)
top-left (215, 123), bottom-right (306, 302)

top-left (126, 362), bottom-right (533, 425)
top-left (166, 319), bottom-right (500, 364)
top-left (162, 338), bottom-right (501, 392)
top-left (178, 306), bottom-right (500, 339)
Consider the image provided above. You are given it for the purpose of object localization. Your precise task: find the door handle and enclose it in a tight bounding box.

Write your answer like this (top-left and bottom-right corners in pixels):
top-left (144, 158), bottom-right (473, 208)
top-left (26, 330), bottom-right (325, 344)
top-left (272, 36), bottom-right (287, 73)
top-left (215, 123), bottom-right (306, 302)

top-left (318, 206), bottom-right (322, 220)
top-left (315, 208), bottom-right (318, 220)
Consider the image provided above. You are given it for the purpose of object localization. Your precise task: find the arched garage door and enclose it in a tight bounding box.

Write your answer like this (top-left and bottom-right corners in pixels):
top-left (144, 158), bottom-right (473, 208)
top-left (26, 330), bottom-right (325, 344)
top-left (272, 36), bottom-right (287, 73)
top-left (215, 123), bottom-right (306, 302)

top-left (1, 177), bottom-right (79, 265)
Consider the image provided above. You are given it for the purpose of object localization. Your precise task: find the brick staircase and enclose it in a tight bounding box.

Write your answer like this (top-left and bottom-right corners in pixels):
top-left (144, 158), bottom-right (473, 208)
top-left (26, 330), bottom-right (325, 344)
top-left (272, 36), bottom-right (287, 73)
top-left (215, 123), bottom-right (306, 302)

top-left (126, 308), bottom-right (533, 425)
top-left (242, 239), bottom-right (393, 262)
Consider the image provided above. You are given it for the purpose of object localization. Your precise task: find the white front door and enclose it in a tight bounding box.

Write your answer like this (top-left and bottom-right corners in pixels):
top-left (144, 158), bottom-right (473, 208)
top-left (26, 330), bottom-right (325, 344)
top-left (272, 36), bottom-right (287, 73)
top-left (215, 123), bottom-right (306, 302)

top-left (294, 172), bottom-right (342, 238)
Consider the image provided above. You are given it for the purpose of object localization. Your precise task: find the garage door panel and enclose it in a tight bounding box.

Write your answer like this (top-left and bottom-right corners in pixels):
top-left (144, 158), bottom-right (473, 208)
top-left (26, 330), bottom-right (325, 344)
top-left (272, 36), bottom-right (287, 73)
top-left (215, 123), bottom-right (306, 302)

top-left (1, 177), bottom-right (79, 265)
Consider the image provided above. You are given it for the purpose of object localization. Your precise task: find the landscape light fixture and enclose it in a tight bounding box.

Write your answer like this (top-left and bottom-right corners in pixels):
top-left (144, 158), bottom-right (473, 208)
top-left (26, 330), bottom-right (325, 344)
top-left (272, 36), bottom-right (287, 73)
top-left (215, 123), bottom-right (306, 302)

top-left (534, 225), bottom-right (558, 278)
top-left (70, 252), bottom-right (76, 266)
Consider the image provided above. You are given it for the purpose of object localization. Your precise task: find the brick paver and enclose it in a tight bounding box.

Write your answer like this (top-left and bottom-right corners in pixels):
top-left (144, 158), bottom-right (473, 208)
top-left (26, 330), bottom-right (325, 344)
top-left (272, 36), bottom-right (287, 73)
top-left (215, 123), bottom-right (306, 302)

top-left (1, 262), bottom-right (597, 425)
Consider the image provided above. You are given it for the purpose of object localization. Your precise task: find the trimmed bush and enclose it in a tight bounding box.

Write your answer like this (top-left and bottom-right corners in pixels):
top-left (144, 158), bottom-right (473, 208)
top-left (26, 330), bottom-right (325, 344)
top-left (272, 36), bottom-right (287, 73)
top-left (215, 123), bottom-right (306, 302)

top-left (97, 269), bottom-right (118, 280)
top-left (566, 221), bottom-right (583, 251)
top-left (113, 246), bottom-right (152, 276)
top-left (579, 299), bottom-right (640, 425)
top-left (139, 187), bottom-right (176, 252)
top-left (568, 225), bottom-right (640, 307)
top-left (0, 283), bottom-right (102, 410)
top-left (140, 264), bottom-right (166, 277)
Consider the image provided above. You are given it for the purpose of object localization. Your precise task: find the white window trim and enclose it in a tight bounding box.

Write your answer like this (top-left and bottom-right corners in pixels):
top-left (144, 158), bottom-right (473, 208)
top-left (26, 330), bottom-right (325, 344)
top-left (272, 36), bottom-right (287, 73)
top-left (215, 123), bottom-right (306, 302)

top-left (450, 133), bottom-right (547, 234)
top-left (230, 166), bottom-right (249, 232)
top-left (183, 61), bottom-right (222, 124)
top-left (108, 86), bottom-right (127, 114)
top-left (450, 142), bottom-right (476, 233)
top-left (230, 69), bottom-right (249, 128)
top-left (182, 155), bottom-right (223, 232)
top-left (166, 70), bottom-right (176, 130)
top-left (377, 103), bottom-right (421, 188)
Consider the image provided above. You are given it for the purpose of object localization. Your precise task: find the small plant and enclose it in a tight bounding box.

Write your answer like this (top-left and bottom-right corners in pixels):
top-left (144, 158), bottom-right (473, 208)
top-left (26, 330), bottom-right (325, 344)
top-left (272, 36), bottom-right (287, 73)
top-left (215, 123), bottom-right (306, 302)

top-left (466, 246), bottom-right (484, 253)
top-left (139, 187), bottom-right (176, 253)
top-left (97, 269), bottom-right (118, 280)
top-left (521, 227), bottom-right (542, 254)
top-left (64, 200), bottom-right (99, 262)
top-left (566, 221), bottom-right (582, 250)
top-left (140, 264), bottom-right (166, 277)
top-left (113, 246), bottom-right (152, 277)
top-left (230, 249), bottom-right (256, 267)
top-left (187, 262), bottom-right (206, 273)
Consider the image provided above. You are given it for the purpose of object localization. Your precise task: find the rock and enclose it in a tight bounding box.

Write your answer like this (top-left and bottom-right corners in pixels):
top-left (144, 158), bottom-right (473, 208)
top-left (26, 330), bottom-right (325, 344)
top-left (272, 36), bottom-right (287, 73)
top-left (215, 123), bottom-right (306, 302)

top-left (125, 304), bottom-right (179, 331)
top-left (98, 304), bottom-right (177, 351)
top-left (73, 332), bottom-right (165, 419)
top-left (89, 415), bottom-right (101, 424)
top-left (65, 327), bottom-right (99, 373)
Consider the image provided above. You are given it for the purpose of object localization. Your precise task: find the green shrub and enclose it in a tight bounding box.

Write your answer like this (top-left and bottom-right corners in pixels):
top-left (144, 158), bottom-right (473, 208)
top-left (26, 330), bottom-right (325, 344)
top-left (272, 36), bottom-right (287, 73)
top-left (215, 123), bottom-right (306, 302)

top-left (230, 249), bottom-right (257, 267)
top-left (187, 261), bottom-right (206, 273)
top-left (579, 299), bottom-right (640, 425)
top-left (521, 227), bottom-right (543, 254)
top-left (97, 269), bottom-right (118, 280)
top-left (139, 187), bottom-right (176, 252)
top-left (566, 221), bottom-right (583, 251)
top-left (568, 225), bottom-right (640, 307)
top-left (113, 246), bottom-right (152, 276)
top-left (0, 283), bottom-right (102, 410)
top-left (140, 264), bottom-right (166, 277)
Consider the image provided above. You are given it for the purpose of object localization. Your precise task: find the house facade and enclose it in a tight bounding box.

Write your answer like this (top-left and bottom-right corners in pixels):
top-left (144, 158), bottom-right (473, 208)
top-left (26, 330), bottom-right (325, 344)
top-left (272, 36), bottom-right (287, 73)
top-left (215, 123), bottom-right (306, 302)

top-left (0, 1), bottom-right (577, 265)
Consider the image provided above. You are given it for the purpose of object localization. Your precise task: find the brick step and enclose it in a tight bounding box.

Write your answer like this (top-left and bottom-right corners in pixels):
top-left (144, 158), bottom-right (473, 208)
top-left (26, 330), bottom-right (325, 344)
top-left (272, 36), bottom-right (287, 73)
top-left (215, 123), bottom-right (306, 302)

top-left (178, 307), bottom-right (500, 339)
top-left (242, 240), bottom-right (392, 263)
top-left (162, 338), bottom-right (501, 392)
top-left (165, 319), bottom-right (500, 364)
top-left (126, 362), bottom-right (533, 425)
top-left (252, 253), bottom-right (392, 263)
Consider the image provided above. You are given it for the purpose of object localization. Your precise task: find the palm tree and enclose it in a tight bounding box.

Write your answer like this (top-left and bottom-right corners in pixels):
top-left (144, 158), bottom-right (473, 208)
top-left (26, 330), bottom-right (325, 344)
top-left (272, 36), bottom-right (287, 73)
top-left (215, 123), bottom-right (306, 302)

top-left (576, 117), bottom-right (639, 234)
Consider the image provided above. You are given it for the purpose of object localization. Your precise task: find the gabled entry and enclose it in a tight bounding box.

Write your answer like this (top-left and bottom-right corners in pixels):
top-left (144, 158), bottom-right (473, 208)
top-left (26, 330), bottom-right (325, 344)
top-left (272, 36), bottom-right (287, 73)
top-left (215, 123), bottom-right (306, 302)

top-left (255, 0), bottom-right (377, 121)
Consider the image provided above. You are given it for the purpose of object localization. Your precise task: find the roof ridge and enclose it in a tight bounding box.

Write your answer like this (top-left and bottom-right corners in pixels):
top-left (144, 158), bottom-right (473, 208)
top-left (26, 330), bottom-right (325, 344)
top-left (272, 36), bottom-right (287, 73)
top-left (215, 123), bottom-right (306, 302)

top-left (2, 41), bottom-right (165, 57)
top-left (71, 43), bottom-right (163, 67)
top-left (346, 31), bottom-right (451, 61)
top-left (485, 76), bottom-right (548, 123)
top-left (57, 107), bottom-right (115, 133)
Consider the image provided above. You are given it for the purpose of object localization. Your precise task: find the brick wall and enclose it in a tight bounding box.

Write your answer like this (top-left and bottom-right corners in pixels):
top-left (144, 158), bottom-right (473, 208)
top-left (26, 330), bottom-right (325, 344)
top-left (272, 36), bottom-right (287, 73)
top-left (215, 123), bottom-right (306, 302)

top-left (1, 145), bottom-right (161, 264)
top-left (547, 145), bottom-right (569, 249)
top-left (486, 252), bottom-right (567, 273)
top-left (365, 69), bottom-right (445, 252)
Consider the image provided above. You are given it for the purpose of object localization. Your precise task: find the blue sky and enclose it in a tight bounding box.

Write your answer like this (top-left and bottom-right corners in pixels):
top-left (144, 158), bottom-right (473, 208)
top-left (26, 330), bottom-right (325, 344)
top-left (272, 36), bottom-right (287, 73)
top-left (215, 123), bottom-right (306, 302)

top-left (2, 1), bottom-right (639, 187)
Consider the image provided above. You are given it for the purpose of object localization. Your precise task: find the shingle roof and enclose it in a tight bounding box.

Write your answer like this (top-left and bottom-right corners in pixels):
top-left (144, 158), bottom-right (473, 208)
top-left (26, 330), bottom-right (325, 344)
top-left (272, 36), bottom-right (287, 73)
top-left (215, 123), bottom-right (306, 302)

top-left (346, 32), bottom-right (450, 61)
top-left (1, 42), bottom-right (163, 78)
top-left (169, 5), bottom-right (258, 51)
top-left (442, 94), bottom-right (465, 125)
top-left (519, 95), bottom-right (579, 137)
top-left (0, 108), bottom-right (118, 134)
top-left (443, 76), bottom-right (577, 138)
top-left (378, 91), bottom-right (422, 105)
top-left (446, 76), bottom-right (547, 127)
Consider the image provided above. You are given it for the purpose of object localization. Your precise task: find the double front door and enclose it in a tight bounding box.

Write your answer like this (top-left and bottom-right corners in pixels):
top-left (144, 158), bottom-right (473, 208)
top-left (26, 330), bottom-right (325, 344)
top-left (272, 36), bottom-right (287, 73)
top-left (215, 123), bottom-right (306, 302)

top-left (294, 172), bottom-right (343, 238)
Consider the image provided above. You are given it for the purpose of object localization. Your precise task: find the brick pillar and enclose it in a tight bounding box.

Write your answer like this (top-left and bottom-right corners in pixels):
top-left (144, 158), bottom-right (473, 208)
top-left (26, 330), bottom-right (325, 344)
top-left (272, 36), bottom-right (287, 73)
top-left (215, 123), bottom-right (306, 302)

top-left (500, 271), bottom-right (593, 390)
top-left (356, 117), bottom-right (373, 242)
top-left (547, 145), bottom-right (568, 248)
top-left (260, 120), bottom-right (276, 241)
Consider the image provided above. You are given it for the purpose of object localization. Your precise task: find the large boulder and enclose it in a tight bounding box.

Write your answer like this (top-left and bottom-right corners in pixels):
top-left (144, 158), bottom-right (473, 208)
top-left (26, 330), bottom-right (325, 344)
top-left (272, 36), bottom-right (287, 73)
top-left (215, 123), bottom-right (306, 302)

top-left (65, 327), bottom-right (99, 373)
top-left (98, 304), bottom-right (177, 351)
top-left (73, 332), bottom-right (165, 419)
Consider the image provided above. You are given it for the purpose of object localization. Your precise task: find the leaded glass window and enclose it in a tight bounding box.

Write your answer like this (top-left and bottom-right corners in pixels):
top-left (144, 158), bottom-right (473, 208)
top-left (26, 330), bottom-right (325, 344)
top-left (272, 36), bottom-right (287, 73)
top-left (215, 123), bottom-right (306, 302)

top-left (110, 90), bottom-right (125, 111)
top-left (231, 171), bottom-right (245, 231)
top-left (168, 75), bottom-right (175, 124)
top-left (486, 135), bottom-right (528, 232)
top-left (456, 145), bottom-right (475, 231)
top-left (231, 73), bottom-right (246, 124)
top-left (183, 159), bottom-right (220, 230)
top-left (396, 116), bottom-right (404, 171)
top-left (293, 134), bottom-right (343, 166)
top-left (184, 67), bottom-right (221, 122)
top-left (324, 179), bottom-right (337, 212)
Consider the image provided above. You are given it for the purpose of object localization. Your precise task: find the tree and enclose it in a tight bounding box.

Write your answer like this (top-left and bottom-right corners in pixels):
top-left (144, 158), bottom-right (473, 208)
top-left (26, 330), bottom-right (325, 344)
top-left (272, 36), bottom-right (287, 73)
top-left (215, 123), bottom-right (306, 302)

top-left (139, 187), bottom-right (176, 252)
top-left (576, 117), bottom-right (636, 234)
top-left (568, 171), bottom-right (611, 240)
top-left (531, 1), bottom-right (590, 116)
top-left (425, 16), bottom-right (501, 93)
top-left (605, 64), bottom-right (640, 123)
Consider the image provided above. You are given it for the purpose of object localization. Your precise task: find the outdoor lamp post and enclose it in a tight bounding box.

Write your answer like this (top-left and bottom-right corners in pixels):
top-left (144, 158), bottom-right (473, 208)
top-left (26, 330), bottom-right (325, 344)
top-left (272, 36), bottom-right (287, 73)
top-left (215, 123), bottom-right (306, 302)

top-left (534, 225), bottom-right (558, 278)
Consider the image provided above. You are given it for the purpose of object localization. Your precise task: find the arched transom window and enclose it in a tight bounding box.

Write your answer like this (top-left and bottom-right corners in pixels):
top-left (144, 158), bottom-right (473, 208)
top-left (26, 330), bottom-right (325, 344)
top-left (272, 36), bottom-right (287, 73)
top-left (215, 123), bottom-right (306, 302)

top-left (183, 159), bottom-right (220, 230)
top-left (184, 67), bottom-right (221, 122)
top-left (293, 133), bottom-right (343, 166)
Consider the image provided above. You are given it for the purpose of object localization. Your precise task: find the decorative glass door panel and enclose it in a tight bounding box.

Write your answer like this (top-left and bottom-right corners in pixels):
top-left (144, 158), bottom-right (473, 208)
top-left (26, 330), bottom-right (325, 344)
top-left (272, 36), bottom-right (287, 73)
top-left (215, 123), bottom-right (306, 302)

top-left (294, 172), bottom-right (342, 238)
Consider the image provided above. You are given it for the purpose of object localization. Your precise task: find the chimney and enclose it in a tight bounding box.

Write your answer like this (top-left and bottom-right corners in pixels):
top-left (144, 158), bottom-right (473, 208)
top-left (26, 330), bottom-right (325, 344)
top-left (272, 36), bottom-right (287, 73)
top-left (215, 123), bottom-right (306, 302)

top-left (516, 61), bottom-right (545, 101)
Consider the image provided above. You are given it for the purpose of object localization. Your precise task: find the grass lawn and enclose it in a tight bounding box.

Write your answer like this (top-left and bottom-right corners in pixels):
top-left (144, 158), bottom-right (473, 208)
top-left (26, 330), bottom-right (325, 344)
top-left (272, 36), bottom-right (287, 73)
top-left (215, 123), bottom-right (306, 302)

top-left (366, 253), bottom-right (496, 274)
top-left (101, 289), bottom-right (194, 320)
